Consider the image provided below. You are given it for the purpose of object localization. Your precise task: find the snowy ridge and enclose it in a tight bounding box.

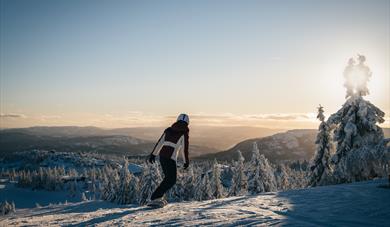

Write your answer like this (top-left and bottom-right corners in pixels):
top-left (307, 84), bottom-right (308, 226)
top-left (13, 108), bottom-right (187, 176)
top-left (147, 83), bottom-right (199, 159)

top-left (1, 179), bottom-right (389, 226)
top-left (199, 129), bottom-right (316, 163)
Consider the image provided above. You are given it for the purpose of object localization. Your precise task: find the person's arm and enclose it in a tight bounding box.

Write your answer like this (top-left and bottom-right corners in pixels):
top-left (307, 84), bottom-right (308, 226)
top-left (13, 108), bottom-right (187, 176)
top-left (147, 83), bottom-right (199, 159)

top-left (184, 132), bottom-right (189, 164)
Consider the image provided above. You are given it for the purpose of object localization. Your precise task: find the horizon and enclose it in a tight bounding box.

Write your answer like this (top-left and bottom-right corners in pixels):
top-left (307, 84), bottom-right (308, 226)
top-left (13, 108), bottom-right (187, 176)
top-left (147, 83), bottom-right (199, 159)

top-left (1, 0), bottom-right (389, 129)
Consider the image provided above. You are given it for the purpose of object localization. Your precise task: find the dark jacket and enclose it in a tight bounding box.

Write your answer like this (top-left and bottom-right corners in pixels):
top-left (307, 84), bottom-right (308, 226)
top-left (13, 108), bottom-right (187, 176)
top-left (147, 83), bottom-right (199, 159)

top-left (151, 121), bottom-right (189, 164)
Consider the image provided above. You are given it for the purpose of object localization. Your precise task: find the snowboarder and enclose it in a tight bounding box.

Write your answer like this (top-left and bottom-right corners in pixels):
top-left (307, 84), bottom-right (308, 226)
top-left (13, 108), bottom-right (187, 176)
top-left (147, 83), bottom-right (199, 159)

top-left (147, 113), bottom-right (190, 207)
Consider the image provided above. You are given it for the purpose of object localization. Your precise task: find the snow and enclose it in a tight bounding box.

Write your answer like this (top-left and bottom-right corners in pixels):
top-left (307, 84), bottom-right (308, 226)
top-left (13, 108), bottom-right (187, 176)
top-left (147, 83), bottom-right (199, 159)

top-left (128, 163), bottom-right (143, 175)
top-left (273, 132), bottom-right (299, 149)
top-left (1, 179), bottom-right (389, 226)
top-left (0, 182), bottom-right (80, 209)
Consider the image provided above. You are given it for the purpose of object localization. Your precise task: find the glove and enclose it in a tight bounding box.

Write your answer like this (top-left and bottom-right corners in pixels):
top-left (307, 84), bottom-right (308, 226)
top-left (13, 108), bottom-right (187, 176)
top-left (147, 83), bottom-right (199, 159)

top-left (148, 154), bottom-right (156, 164)
top-left (183, 162), bottom-right (189, 170)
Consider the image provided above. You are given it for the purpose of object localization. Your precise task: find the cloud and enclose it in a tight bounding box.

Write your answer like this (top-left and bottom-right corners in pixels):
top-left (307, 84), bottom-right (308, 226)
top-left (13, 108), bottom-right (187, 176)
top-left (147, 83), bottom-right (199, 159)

top-left (0, 113), bottom-right (26, 118)
top-left (162, 112), bottom-right (318, 128)
top-left (182, 113), bottom-right (314, 121)
top-left (39, 115), bottom-right (62, 121)
top-left (246, 113), bottom-right (312, 121)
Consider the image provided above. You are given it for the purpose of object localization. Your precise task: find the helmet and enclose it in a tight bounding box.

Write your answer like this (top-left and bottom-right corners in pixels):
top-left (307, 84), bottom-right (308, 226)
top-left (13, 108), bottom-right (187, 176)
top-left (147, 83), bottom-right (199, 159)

top-left (177, 113), bottom-right (189, 125)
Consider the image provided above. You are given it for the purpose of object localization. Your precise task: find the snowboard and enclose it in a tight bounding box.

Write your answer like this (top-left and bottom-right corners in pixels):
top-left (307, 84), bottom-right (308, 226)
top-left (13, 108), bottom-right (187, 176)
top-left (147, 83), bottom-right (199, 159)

top-left (146, 199), bottom-right (167, 209)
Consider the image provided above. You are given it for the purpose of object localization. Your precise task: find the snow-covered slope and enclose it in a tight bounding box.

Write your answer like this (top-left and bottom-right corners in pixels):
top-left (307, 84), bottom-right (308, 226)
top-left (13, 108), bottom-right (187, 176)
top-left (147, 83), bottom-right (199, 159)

top-left (1, 179), bottom-right (389, 226)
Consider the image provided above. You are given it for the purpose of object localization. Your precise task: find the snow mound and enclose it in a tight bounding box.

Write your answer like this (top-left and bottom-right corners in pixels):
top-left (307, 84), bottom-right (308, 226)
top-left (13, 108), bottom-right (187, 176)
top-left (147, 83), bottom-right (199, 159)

top-left (1, 179), bottom-right (389, 226)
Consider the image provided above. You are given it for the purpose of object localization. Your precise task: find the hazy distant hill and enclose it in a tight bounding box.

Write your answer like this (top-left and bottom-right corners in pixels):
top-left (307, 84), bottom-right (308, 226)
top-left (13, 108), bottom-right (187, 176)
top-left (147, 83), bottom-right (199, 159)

top-left (1, 126), bottom-right (387, 159)
top-left (91, 126), bottom-right (284, 150)
top-left (0, 132), bottom-right (152, 156)
top-left (2, 126), bottom-right (109, 137)
top-left (198, 129), bottom-right (317, 163)
top-left (0, 126), bottom-right (284, 150)
top-left (0, 130), bottom-right (218, 157)
top-left (198, 128), bottom-right (390, 163)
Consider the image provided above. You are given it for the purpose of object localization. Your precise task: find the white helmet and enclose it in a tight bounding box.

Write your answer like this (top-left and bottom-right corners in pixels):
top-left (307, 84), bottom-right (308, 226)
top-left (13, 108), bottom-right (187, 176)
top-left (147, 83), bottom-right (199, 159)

top-left (177, 113), bottom-right (189, 125)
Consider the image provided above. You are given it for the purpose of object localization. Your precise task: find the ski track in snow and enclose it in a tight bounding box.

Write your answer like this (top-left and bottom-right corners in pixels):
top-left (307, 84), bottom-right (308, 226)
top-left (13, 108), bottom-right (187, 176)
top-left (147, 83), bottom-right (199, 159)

top-left (1, 179), bottom-right (389, 226)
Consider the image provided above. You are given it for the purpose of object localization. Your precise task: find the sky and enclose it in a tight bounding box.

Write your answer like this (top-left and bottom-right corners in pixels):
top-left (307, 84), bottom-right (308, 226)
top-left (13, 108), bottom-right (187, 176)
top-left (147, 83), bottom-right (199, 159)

top-left (1, 0), bottom-right (389, 129)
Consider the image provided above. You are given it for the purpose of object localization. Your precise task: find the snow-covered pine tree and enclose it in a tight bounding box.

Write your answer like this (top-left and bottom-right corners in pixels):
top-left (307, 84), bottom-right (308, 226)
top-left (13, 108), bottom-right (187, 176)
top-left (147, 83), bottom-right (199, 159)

top-left (248, 142), bottom-right (277, 194)
top-left (102, 166), bottom-right (119, 202)
top-left (17, 170), bottom-right (31, 188)
top-left (229, 150), bottom-right (247, 196)
top-left (325, 55), bottom-right (389, 184)
top-left (116, 158), bottom-right (139, 204)
top-left (11, 202), bottom-right (15, 213)
top-left (248, 142), bottom-right (264, 194)
top-left (258, 154), bottom-right (277, 192)
top-left (116, 158), bottom-right (132, 204)
top-left (68, 179), bottom-right (77, 197)
top-left (309, 105), bottom-right (333, 186)
top-left (128, 171), bottom-right (140, 204)
top-left (81, 192), bottom-right (88, 201)
top-left (194, 171), bottom-right (213, 201)
top-left (0, 201), bottom-right (15, 216)
top-left (182, 167), bottom-right (195, 201)
top-left (193, 174), bottom-right (203, 201)
top-left (138, 162), bottom-right (162, 205)
top-left (275, 164), bottom-right (290, 191)
top-left (34, 167), bottom-right (45, 189)
top-left (88, 167), bottom-right (97, 196)
top-left (99, 166), bottom-right (110, 200)
top-left (211, 159), bottom-right (224, 199)
top-left (10, 169), bottom-right (16, 181)
top-left (167, 171), bottom-right (186, 202)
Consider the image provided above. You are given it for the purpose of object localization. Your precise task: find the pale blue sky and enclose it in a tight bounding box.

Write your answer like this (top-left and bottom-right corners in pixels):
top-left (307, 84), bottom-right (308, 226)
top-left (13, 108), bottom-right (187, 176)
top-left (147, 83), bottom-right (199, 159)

top-left (1, 0), bottom-right (389, 128)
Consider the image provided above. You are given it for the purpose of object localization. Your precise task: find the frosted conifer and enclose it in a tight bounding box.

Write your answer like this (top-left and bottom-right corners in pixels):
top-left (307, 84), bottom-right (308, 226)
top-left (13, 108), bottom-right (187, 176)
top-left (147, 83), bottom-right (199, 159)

top-left (138, 163), bottom-right (161, 205)
top-left (229, 150), bottom-right (247, 196)
top-left (211, 159), bottom-right (224, 199)
top-left (309, 105), bottom-right (332, 186)
top-left (325, 55), bottom-right (389, 184)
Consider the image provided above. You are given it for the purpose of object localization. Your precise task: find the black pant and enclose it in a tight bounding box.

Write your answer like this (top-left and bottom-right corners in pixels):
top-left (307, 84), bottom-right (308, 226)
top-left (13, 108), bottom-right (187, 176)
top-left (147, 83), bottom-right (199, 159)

top-left (151, 156), bottom-right (177, 200)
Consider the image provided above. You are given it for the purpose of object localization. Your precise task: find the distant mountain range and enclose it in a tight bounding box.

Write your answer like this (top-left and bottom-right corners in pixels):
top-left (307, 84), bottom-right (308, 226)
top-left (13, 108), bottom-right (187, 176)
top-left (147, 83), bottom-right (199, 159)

top-left (1, 126), bottom-right (388, 161)
top-left (197, 129), bottom-right (317, 163)
top-left (197, 128), bottom-right (390, 163)
top-left (0, 125), bottom-right (284, 151)
top-left (0, 127), bottom-right (218, 157)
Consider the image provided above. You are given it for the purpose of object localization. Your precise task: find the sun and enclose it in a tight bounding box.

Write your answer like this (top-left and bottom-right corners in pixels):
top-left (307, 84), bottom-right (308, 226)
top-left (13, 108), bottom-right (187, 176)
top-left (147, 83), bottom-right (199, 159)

top-left (343, 55), bottom-right (372, 98)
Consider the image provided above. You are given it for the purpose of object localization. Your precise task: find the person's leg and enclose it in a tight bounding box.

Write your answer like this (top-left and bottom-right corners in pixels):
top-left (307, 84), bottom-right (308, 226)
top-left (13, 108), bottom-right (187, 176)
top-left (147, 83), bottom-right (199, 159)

top-left (150, 157), bottom-right (177, 200)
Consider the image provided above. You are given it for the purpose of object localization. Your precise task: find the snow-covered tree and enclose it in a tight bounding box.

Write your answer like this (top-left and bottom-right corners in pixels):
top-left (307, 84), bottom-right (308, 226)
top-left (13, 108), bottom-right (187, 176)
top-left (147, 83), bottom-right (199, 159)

top-left (102, 166), bottom-right (119, 202)
top-left (194, 172), bottom-right (213, 201)
top-left (324, 55), bottom-right (389, 184)
top-left (248, 142), bottom-right (277, 194)
top-left (182, 167), bottom-right (196, 201)
top-left (248, 142), bottom-right (264, 194)
top-left (275, 164), bottom-right (290, 191)
top-left (116, 158), bottom-right (132, 204)
top-left (139, 163), bottom-right (161, 205)
top-left (81, 192), bottom-right (88, 201)
top-left (211, 159), bottom-right (224, 199)
top-left (229, 150), bottom-right (247, 196)
top-left (17, 170), bottom-right (32, 188)
top-left (116, 158), bottom-right (139, 204)
top-left (309, 105), bottom-right (333, 186)
top-left (167, 173), bottom-right (183, 202)
top-left (0, 201), bottom-right (15, 216)
top-left (88, 167), bottom-right (97, 196)
top-left (68, 179), bottom-right (77, 197)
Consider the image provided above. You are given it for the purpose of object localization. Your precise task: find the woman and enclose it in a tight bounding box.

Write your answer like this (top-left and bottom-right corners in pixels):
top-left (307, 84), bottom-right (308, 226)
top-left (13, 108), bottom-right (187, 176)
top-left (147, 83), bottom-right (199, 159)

top-left (147, 113), bottom-right (190, 207)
